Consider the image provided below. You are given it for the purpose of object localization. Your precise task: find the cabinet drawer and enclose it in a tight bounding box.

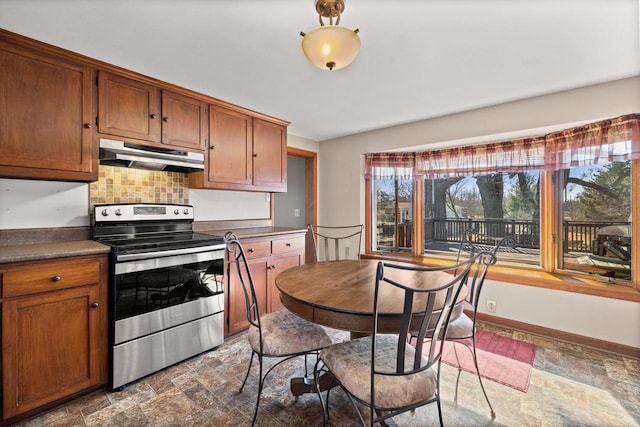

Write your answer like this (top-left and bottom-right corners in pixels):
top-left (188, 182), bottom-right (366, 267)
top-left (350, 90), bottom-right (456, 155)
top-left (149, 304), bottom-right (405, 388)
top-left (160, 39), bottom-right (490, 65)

top-left (2, 257), bottom-right (102, 298)
top-left (241, 240), bottom-right (272, 259)
top-left (272, 237), bottom-right (305, 254)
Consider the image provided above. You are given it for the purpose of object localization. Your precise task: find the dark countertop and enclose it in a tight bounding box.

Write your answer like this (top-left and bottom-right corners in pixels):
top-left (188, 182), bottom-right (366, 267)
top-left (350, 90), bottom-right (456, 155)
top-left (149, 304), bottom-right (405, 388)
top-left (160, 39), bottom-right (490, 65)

top-left (0, 240), bottom-right (111, 264)
top-left (0, 227), bottom-right (305, 264)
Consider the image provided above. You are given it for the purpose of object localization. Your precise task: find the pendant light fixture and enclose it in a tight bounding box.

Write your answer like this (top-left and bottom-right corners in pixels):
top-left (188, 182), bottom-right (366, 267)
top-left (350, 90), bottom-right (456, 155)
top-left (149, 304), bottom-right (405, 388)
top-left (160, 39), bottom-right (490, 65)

top-left (300, 0), bottom-right (360, 71)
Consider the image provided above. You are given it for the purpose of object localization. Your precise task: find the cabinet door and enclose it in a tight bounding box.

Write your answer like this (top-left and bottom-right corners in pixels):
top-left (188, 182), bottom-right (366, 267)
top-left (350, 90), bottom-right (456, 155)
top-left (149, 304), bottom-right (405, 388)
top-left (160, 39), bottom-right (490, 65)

top-left (268, 252), bottom-right (303, 313)
top-left (2, 285), bottom-right (105, 418)
top-left (253, 118), bottom-right (287, 191)
top-left (208, 105), bottom-right (253, 186)
top-left (161, 91), bottom-right (207, 151)
top-left (227, 256), bottom-right (269, 335)
top-left (98, 72), bottom-right (161, 143)
top-left (0, 42), bottom-right (95, 181)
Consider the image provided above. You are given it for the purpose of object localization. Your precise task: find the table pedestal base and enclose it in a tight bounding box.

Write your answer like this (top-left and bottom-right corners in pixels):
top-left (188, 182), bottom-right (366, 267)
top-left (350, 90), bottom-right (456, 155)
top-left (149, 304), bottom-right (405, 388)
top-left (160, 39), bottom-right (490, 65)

top-left (290, 371), bottom-right (337, 397)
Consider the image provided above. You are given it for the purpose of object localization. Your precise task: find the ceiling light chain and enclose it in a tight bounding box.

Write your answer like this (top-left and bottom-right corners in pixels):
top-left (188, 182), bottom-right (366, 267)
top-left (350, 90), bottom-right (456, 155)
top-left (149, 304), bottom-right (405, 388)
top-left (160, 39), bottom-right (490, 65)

top-left (300, 0), bottom-right (361, 71)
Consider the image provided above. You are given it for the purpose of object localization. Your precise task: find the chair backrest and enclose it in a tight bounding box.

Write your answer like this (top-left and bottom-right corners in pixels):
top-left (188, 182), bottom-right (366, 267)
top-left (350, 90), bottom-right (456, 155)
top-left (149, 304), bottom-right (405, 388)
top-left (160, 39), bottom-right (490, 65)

top-left (455, 229), bottom-right (510, 308)
top-left (307, 224), bottom-right (364, 262)
top-left (371, 252), bottom-right (494, 386)
top-left (224, 232), bottom-right (262, 334)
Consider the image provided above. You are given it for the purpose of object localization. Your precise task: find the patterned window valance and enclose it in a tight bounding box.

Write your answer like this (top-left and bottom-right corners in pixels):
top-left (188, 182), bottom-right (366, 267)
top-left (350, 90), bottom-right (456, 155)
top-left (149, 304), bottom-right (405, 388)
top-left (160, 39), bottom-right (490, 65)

top-left (544, 114), bottom-right (640, 169)
top-left (415, 137), bottom-right (545, 178)
top-left (364, 114), bottom-right (640, 179)
top-left (364, 152), bottom-right (415, 179)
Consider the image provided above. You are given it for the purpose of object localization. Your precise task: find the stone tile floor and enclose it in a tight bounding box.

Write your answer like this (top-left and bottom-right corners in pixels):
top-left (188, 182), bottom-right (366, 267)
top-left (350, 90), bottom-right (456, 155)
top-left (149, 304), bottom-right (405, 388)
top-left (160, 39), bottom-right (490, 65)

top-left (15, 322), bottom-right (640, 426)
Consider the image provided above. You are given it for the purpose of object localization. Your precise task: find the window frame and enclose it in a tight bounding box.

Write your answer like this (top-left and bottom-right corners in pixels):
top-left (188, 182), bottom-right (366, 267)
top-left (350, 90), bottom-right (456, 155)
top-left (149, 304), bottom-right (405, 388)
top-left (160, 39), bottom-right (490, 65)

top-left (364, 160), bottom-right (640, 302)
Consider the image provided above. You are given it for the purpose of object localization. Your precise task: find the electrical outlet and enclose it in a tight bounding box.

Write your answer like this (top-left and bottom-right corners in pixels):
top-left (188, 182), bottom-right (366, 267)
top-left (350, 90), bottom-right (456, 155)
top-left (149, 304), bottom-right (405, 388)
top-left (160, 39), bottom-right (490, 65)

top-left (294, 208), bottom-right (300, 217)
top-left (486, 299), bottom-right (497, 313)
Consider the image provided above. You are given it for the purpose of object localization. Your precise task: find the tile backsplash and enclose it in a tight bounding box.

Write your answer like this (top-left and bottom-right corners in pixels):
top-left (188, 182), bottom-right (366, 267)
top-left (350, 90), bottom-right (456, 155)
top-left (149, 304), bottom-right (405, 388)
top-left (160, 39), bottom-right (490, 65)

top-left (89, 166), bottom-right (189, 211)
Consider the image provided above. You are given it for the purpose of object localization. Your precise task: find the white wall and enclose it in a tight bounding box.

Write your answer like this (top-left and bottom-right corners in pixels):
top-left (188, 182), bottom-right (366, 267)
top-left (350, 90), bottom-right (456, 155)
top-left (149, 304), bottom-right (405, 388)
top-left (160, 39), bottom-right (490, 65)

top-left (479, 279), bottom-right (640, 348)
top-left (317, 76), bottom-right (640, 348)
top-left (0, 179), bottom-right (90, 229)
top-left (190, 189), bottom-right (271, 221)
top-left (0, 177), bottom-right (273, 229)
top-left (287, 134), bottom-right (320, 153)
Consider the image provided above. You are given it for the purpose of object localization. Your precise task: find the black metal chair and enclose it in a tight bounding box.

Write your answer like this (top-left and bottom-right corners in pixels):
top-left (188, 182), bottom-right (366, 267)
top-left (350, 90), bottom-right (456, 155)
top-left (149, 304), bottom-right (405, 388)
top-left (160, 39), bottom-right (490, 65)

top-left (225, 232), bottom-right (333, 426)
top-left (307, 224), bottom-right (364, 262)
top-left (314, 253), bottom-right (492, 426)
top-left (441, 229), bottom-right (511, 420)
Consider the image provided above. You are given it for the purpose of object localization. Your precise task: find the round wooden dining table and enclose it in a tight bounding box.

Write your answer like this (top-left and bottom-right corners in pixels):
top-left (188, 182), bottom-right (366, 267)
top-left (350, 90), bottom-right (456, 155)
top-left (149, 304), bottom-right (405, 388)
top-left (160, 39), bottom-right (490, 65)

top-left (276, 258), bottom-right (467, 398)
top-left (275, 259), bottom-right (467, 336)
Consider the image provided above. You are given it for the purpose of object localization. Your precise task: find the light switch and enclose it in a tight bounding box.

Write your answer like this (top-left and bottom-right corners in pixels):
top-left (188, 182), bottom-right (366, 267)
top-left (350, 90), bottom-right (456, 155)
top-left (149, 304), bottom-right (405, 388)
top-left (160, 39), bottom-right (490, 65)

top-left (294, 208), bottom-right (300, 217)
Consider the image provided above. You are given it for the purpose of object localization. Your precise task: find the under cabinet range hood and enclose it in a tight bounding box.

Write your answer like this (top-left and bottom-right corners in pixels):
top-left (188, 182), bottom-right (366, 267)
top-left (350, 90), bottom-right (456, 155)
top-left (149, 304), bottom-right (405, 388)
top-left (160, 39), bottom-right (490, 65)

top-left (99, 139), bottom-right (205, 172)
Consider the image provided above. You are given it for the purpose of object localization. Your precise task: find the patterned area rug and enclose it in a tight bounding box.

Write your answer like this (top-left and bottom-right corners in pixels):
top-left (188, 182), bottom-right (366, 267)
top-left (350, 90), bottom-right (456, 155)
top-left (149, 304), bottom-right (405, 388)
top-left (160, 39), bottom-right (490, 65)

top-left (440, 330), bottom-right (536, 392)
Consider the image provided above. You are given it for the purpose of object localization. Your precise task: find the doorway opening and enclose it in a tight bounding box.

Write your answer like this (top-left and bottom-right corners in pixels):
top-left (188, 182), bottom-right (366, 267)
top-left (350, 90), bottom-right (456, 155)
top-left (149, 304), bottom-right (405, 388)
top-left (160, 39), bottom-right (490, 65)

top-left (274, 147), bottom-right (317, 264)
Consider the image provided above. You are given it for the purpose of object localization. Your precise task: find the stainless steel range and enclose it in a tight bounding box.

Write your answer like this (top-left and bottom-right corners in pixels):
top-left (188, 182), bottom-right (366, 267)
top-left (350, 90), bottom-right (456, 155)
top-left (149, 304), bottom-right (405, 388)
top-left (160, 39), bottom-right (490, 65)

top-left (92, 203), bottom-right (225, 389)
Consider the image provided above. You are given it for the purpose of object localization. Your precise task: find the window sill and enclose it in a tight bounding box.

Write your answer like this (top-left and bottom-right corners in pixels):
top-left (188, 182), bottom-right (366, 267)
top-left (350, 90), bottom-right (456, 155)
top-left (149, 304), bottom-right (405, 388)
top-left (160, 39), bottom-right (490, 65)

top-left (361, 253), bottom-right (640, 303)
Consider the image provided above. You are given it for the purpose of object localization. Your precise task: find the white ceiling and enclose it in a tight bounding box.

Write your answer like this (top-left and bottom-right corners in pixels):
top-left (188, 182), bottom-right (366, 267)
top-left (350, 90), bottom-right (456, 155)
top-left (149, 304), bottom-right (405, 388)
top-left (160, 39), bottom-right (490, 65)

top-left (1, 0), bottom-right (639, 142)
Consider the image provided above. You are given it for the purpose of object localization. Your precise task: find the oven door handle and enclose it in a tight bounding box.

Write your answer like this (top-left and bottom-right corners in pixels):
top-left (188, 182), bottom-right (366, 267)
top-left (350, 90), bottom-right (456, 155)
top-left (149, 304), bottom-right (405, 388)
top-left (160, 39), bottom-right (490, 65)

top-left (115, 244), bottom-right (225, 262)
top-left (114, 248), bottom-right (225, 275)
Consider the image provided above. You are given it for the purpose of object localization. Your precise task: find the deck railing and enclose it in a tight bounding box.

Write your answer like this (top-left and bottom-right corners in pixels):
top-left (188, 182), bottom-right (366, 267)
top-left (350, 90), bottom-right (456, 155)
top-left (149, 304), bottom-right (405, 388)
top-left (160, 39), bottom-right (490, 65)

top-left (377, 218), bottom-right (630, 253)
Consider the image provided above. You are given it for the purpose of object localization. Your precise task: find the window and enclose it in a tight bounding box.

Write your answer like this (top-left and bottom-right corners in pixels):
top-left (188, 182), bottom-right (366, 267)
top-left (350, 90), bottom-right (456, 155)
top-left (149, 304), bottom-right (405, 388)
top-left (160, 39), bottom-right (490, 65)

top-left (364, 114), bottom-right (640, 292)
top-left (373, 176), bottom-right (413, 252)
top-left (560, 161), bottom-right (632, 280)
top-left (423, 171), bottom-right (541, 266)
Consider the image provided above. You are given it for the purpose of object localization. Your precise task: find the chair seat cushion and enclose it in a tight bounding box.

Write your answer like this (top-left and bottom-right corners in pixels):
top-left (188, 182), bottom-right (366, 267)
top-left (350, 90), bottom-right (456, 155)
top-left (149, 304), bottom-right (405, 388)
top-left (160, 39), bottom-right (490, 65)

top-left (445, 312), bottom-right (474, 340)
top-left (248, 310), bottom-right (333, 356)
top-left (320, 334), bottom-right (437, 410)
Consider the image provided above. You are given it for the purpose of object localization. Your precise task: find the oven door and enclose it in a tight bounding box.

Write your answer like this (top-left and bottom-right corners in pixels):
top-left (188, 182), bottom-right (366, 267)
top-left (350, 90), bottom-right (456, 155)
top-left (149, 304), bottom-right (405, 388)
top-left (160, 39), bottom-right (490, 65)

top-left (112, 249), bottom-right (224, 345)
top-left (110, 248), bottom-right (225, 389)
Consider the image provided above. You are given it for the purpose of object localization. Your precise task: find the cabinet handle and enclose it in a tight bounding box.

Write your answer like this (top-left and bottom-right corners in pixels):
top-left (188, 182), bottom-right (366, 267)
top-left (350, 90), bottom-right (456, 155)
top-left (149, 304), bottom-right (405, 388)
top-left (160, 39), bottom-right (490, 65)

top-left (163, 117), bottom-right (169, 122)
top-left (51, 275), bottom-right (61, 282)
top-left (91, 302), bottom-right (99, 309)
top-left (248, 248), bottom-right (254, 253)
top-left (150, 114), bottom-right (157, 119)
top-left (210, 145), bottom-right (215, 150)
top-left (286, 243), bottom-right (291, 247)
top-left (253, 153), bottom-right (258, 157)
top-left (83, 123), bottom-right (92, 129)
top-left (269, 265), bottom-right (276, 270)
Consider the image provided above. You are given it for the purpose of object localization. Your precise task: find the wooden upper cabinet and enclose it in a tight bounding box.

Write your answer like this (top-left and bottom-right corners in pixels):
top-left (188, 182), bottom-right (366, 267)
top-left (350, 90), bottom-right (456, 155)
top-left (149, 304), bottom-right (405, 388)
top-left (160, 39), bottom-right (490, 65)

top-left (205, 105), bottom-right (253, 186)
top-left (190, 105), bottom-right (288, 192)
top-left (98, 71), bottom-right (207, 151)
top-left (0, 41), bottom-right (96, 181)
top-left (253, 118), bottom-right (287, 191)
top-left (98, 71), bottom-right (162, 143)
top-left (161, 91), bottom-right (208, 151)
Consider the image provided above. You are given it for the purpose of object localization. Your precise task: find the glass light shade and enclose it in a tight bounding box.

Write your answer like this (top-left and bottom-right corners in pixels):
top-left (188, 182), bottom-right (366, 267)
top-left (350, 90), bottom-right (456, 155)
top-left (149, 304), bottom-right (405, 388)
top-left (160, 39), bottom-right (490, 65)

top-left (301, 25), bottom-right (361, 71)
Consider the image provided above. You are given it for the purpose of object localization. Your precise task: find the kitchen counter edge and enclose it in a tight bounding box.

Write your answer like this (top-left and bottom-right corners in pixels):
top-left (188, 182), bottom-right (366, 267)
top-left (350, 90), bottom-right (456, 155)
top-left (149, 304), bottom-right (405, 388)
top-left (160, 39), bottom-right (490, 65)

top-left (0, 240), bottom-right (111, 264)
top-left (197, 226), bottom-right (307, 240)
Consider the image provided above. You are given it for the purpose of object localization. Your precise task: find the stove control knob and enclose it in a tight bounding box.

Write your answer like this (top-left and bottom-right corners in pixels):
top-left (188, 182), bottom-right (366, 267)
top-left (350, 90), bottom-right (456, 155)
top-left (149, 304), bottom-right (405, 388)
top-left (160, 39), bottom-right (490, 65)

top-left (183, 209), bottom-right (190, 215)
top-left (174, 209), bottom-right (181, 215)
top-left (101, 209), bottom-right (110, 217)
top-left (114, 209), bottom-right (122, 216)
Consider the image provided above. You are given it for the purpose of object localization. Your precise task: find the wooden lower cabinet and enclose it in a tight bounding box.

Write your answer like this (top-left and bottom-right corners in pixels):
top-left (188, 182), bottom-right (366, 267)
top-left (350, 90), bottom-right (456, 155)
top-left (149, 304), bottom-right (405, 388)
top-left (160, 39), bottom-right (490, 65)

top-left (225, 233), bottom-right (305, 336)
top-left (227, 255), bottom-right (269, 334)
top-left (0, 255), bottom-right (108, 421)
top-left (268, 252), bottom-right (303, 313)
